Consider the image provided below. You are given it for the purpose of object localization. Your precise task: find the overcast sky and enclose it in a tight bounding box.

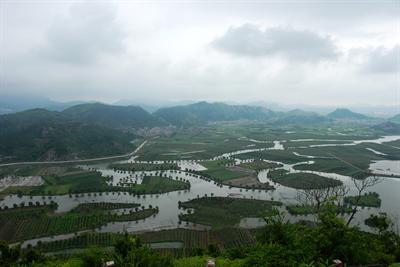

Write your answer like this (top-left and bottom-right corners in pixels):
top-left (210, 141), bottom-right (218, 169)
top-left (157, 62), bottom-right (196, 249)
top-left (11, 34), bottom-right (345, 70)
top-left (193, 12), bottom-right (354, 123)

top-left (1, 0), bottom-right (399, 106)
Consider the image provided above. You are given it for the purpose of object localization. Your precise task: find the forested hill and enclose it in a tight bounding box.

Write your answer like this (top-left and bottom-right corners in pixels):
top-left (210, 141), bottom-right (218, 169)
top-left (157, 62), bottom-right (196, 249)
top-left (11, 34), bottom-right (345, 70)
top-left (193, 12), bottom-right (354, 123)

top-left (0, 107), bottom-right (138, 162)
top-left (153, 101), bottom-right (276, 127)
top-left (327, 108), bottom-right (370, 120)
top-left (390, 113), bottom-right (400, 124)
top-left (63, 103), bottom-right (166, 128)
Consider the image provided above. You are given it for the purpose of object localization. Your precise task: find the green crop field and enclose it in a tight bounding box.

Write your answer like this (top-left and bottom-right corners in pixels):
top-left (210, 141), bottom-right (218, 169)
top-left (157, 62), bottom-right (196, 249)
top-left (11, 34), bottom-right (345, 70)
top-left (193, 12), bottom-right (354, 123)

top-left (2, 171), bottom-right (109, 196)
top-left (109, 162), bottom-right (179, 172)
top-left (123, 176), bottom-right (190, 194)
top-left (268, 171), bottom-right (342, 189)
top-left (238, 160), bottom-right (282, 171)
top-left (0, 203), bottom-right (157, 243)
top-left (199, 160), bottom-right (248, 182)
top-left (179, 197), bottom-right (281, 229)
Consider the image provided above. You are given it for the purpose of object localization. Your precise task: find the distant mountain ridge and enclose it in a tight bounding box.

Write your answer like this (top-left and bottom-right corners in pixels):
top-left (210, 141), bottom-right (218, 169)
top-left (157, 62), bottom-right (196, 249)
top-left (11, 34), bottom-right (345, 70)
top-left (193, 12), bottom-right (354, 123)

top-left (389, 113), bottom-right (400, 124)
top-left (275, 109), bottom-right (328, 125)
top-left (0, 101), bottom-right (396, 161)
top-left (0, 95), bottom-right (85, 114)
top-left (154, 101), bottom-right (275, 127)
top-left (63, 103), bottom-right (165, 129)
top-left (327, 108), bottom-right (369, 120)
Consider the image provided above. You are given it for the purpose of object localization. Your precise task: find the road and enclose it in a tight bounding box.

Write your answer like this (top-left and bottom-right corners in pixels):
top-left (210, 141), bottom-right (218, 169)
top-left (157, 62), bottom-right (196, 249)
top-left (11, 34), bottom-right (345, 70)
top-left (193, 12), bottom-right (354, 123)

top-left (0, 140), bottom-right (148, 167)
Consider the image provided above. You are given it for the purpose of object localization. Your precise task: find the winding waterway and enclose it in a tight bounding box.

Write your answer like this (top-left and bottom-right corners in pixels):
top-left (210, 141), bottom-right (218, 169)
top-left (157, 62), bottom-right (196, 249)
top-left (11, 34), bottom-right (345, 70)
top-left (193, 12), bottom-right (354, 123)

top-left (2, 135), bottom-right (400, 247)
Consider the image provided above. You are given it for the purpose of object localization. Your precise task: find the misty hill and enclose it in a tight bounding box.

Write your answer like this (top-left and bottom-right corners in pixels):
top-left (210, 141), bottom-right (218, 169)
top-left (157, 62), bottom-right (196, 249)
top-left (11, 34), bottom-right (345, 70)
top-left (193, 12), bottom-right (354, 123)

top-left (0, 95), bottom-right (85, 115)
top-left (371, 121), bottom-right (400, 134)
top-left (63, 103), bottom-right (165, 129)
top-left (0, 109), bottom-right (136, 162)
top-left (389, 114), bottom-right (400, 124)
top-left (327, 108), bottom-right (369, 120)
top-left (153, 101), bottom-right (275, 126)
top-left (275, 109), bottom-right (328, 125)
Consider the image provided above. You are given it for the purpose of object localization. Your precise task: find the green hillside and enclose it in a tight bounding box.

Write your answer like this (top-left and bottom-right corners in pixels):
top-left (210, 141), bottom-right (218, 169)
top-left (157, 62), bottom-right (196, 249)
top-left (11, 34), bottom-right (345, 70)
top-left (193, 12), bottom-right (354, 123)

top-left (63, 103), bottom-right (165, 128)
top-left (327, 108), bottom-right (369, 120)
top-left (154, 101), bottom-right (275, 126)
top-left (0, 108), bottom-right (136, 162)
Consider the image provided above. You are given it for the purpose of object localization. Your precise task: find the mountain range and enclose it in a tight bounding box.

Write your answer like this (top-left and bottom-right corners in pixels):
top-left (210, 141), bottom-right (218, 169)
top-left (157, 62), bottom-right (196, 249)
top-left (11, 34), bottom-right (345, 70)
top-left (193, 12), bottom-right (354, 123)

top-left (0, 101), bottom-right (398, 162)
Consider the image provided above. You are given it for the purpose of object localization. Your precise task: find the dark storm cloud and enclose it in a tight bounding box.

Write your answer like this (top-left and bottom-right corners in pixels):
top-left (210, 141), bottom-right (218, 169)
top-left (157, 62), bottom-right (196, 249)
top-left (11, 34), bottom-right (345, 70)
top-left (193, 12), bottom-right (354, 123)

top-left (212, 24), bottom-right (338, 62)
top-left (364, 45), bottom-right (400, 73)
top-left (37, 3), bottom-right (125, 65)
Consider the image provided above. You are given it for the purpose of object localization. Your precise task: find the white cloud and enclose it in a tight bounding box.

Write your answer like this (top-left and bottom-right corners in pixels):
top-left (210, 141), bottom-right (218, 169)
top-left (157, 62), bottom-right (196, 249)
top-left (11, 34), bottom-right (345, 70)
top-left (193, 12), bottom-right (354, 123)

top-left (0, 1), bottom-right (398, 106)
top-left (212, 24), bottom-right (339, 62)
top-left (37, 3), bottom-right (125, 65)
top-left (364, 45), bottom-right (400, 73)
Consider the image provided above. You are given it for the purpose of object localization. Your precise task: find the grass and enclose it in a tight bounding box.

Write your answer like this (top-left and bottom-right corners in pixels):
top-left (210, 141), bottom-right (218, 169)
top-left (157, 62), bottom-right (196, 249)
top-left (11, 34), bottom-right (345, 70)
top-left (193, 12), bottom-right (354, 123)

top-left (344, 192), bottom-right (381, 207)
top-left (179, 197), bottom-right (281, 229)
top-left (268, 171), bottom-right (342, 189)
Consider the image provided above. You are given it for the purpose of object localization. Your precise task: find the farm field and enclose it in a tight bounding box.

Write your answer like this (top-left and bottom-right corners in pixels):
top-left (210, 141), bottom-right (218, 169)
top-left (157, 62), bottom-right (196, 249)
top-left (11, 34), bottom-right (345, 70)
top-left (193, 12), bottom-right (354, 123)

top-left (126, 176), bottom-right (190, 194)
top-left (2, 171), bottom-right (109, 196)
top-left (135, 126), bottom-right (271, 161)
top-left (0, 202), bottom-right (157, 243)
top-left (109, 162), bottom-right (179, 172)
top-left (36, 227), bottom-right (257, 257)
top-left (199, 160), bottom-right (247, 182)
top-left (268, 171), bottom-right (343, 189)
top-left (0, 122), bottom-right (399, 265)
top-left (235, 149), bottom-right (306, 164)
top-left (238, 160), bottom-right (282, 171)
top-left (179, 197), bottom-right (281, 229)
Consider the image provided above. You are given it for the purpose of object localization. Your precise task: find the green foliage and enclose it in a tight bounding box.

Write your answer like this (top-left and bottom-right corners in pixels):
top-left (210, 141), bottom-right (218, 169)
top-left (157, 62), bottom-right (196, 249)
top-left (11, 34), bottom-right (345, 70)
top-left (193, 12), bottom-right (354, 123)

top-left (0, 109), bottom-right (137, 161)
top-left (365, 213), bottom-right (392, 233)
top-left (63, 103), bottom-right (164, 129)
top-left (113, 234), bottom-right (173, 267)
top-left (154, 101), bottom-right (274, 127)
top-left (286, 204), bottom-right (352, 215)
top-left (327, 108), bottom-right (368, 120)
top-left (248, 201), bottom-right (399, 266)
top-left (174, 256), bottom-right (245, 267)
top-left (345, 192), bottom-right (381, 207)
